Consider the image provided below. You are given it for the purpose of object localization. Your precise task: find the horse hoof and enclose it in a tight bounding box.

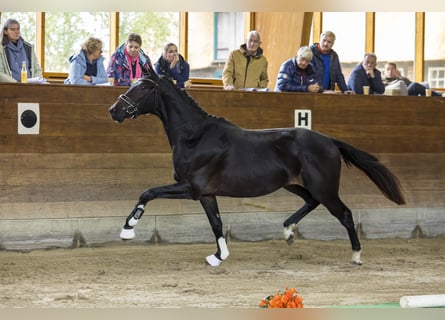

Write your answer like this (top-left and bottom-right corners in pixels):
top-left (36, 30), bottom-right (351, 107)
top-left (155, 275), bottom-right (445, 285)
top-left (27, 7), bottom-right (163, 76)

top-left (120, 227), bottom-right (135, 240)
top-left (283, 225), bottom-right (296, 245)
top-left (206, 254), bottom-right (222, 267)
top-left (285, 234), bottom-right (295, 246)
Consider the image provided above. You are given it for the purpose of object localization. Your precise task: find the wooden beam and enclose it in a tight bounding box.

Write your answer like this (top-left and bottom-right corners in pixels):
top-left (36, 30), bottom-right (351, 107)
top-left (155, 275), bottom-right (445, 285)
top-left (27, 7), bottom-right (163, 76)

top-left (180, 12), bottom-right (188, 59)
top-left (313, 12), bottom-right (322, 43)
top-left (109, 12), bottom-right (119, 51)
top-left (365, 12), bottom-right (375, 53)
top-left (301, 12), bottom-right (314, 46)
top-left (36, 12), bottom-right (44, 73)
top-left (415, 12), bottom-right (425, 82)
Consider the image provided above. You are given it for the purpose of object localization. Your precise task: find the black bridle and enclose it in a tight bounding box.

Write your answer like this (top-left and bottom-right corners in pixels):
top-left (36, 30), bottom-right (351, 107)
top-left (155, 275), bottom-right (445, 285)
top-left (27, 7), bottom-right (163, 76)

top-left (117, 78), bottom-right (159, 119)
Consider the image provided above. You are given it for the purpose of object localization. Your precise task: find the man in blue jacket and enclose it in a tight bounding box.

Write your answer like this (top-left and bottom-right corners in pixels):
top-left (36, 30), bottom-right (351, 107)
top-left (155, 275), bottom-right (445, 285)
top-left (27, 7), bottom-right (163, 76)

top-left (310, 31), bottom-right (352, 94)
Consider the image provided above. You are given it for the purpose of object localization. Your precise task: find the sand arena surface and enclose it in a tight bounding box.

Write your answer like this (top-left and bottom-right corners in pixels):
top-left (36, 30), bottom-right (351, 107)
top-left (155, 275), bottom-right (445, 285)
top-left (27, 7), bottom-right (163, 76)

top-left (0, 237), bottom-right (444, 308)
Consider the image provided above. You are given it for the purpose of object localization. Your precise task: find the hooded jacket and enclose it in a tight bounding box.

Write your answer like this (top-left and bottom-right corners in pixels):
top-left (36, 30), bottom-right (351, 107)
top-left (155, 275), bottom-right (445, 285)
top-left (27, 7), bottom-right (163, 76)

top-left (154, 54), bottom-right (190, 88)
top-left (222, 44), bottom-right (269, 89)
top-left (107, 43), bottom-right (152, 86)
top-left (64, 49), bottom-right (107, 85)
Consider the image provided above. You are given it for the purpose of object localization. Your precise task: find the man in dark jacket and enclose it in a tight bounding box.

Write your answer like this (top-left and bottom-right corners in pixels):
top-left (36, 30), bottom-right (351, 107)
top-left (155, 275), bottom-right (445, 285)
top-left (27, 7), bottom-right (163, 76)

top-left (310, 30), bottom-right (352, 94)
top-left (348, 52), bottom-right (385, 95)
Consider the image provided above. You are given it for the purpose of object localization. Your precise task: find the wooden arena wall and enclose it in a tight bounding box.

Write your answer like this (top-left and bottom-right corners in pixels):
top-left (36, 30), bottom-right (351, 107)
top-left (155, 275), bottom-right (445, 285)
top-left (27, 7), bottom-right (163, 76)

top-left (0, 83), bottom-right (444, 249)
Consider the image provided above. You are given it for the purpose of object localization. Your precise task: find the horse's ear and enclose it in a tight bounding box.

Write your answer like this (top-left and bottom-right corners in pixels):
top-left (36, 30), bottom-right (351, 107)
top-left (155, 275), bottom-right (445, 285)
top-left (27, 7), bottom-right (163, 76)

top-left (142, 64), bottom-right (159, 81)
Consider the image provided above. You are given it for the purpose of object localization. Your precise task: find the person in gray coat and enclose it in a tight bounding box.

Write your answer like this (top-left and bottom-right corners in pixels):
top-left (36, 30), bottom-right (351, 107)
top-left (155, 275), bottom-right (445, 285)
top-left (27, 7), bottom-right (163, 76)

top-left (0, 18), bottom-right (42, 82)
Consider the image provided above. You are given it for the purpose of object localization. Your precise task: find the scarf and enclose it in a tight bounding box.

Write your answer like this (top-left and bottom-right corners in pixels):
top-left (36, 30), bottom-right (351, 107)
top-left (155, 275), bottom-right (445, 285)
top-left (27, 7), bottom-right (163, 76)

top-left (6, 38), bottom-right (29, 81)
top-left (124, 47), bottom-right (142, 80)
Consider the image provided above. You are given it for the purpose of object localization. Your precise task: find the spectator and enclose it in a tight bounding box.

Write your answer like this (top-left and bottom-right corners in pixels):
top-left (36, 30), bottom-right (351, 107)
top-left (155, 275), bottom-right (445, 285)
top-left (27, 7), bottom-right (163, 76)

top-left (275, 46), bottom-right (323, 93)
top-left (222, 30), bottom-right (269, 90)
top-left (154, 43), bottom-right (191, 89)
top-left (310, 30), bottom-right (352, 94)
top-left (383, 62), bottom-right (442, 96)
top-left (348, 53), bottom-right (385, 95)
top-left (0, 18), bottom-right (42, 82)
top-left (107, 33), bottom-right (152, 86)
top-left (64, 36), bottom-right (107, 85)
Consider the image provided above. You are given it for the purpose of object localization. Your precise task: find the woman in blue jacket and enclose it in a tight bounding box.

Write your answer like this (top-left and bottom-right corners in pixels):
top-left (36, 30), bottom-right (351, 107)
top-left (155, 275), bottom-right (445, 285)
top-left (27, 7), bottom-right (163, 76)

top-left (154, 43), bottom-right (190, 89)
top-left (275, 46), bottom-right (323, 93)
top-left (64, 36), bottom-right (107, 85)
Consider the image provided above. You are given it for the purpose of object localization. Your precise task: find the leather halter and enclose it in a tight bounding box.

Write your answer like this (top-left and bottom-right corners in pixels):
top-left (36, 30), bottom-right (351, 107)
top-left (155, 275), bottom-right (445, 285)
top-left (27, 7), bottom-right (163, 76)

top-left (117, 78), bottom-right (158, 118)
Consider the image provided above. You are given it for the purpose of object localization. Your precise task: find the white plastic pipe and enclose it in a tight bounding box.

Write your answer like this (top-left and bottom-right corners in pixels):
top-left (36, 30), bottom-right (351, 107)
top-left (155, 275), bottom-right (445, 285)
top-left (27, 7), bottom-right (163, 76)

top-left (400, 294), bottom-right (445, 308)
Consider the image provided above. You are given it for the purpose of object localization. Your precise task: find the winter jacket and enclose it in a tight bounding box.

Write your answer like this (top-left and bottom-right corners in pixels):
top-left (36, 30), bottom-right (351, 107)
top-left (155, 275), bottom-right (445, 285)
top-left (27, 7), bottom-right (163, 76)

top-left (0, 38), bottom-right (42, 82)
top-left (310, 43), bottom-right (348, 92)
top-left (107, 43), bottom-right (152, 86)
top-left (347, 64), bottom-right (385, 94)
top-left (222, 44), bottom-right (268, 89)
top-left (154, 54), bottom-right (190, 88)
top-left (64, 50), bottom-right (107, 85)
top-left (275, 58), bottom-right (323, 93)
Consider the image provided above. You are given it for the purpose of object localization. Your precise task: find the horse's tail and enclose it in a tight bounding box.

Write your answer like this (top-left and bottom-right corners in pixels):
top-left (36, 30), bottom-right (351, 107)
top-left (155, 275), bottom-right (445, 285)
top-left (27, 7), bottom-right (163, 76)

top-left (332, 138), bottom-right (406, 205)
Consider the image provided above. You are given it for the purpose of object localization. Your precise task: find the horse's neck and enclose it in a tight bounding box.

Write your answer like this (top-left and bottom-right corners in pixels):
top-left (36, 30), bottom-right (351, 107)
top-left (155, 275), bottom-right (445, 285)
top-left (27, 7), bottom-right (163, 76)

top-left (158, 88), bottom-right (208, 145)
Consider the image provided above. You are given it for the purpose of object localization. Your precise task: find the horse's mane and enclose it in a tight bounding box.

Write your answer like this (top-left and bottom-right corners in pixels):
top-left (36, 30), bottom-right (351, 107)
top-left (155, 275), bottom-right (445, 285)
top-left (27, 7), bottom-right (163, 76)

top-left (160, 76), bottom-right (231, 125)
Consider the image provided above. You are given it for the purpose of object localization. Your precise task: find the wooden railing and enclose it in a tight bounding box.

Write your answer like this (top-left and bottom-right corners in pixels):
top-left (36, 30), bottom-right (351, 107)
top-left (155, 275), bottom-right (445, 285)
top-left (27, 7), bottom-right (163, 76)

top-left (0, 83), bottom-right (444, 246)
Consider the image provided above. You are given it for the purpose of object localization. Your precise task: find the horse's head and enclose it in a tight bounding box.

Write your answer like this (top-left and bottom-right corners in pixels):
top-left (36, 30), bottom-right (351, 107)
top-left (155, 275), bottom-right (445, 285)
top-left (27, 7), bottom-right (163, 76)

top-left (108, 69), bottom-right (160, 122)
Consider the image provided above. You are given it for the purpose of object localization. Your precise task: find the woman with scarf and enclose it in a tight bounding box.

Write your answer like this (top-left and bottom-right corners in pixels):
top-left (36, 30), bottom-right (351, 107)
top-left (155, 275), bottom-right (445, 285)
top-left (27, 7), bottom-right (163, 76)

top-left (107, 33), bottom-right (152, 86)
top-left (0, 18), bottom-right (42, 83)
top-left (154, 43), bottom-right (190, 89)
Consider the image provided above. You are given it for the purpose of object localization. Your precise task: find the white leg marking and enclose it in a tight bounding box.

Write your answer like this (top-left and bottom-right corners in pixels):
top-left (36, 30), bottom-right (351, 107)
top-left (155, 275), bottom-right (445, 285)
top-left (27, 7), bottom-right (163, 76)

top-left (283, 225), bottom-right (295, 240)
top-left (128, 204), bottom-right (145, 226)
top-left (218, 237), bottom-right (229, 260)
top-left (206, 254), bottom-right (222, 267)
top-left (352, 250), bottom-right (362, 265)
top-left (120, 228), bottom-right (135, 240)
top-left (128, 217), bottom-right (139, 227)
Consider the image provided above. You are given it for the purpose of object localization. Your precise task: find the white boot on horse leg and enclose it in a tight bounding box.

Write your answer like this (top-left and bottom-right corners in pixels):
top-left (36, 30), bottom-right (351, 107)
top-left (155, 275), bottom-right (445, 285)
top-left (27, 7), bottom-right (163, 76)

top-left (120, 227), bottom-right (135, 240)
top-left (352, 250), bottom-right (362, 265)
top-left (128, 204), bottom-right (145, 227)
top-left (206, 237), bottom-right (229, 267)
top-left (283, 223), bottom-right (297, 245)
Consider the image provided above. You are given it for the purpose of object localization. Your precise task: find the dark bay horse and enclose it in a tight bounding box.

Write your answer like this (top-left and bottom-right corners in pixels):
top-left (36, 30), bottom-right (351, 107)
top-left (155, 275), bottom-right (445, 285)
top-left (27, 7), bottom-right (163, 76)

top-left (108, 69), bottom-right (405, 267)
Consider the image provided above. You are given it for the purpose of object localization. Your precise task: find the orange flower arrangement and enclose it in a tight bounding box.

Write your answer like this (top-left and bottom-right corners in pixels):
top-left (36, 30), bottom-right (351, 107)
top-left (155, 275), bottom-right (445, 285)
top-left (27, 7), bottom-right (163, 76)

top-left (259, 287), bottom-right (304, 308)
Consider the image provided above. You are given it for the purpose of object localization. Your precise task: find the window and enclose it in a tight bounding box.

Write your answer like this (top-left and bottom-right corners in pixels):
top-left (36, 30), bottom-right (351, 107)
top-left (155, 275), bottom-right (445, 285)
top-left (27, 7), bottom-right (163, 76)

top-left (44, 12), bottom-right (110, 73)
top-left (321, 12), bottom-right (365, 81)
top-left (1, 12), bottom-right (36, 44)
top-left (215, 12), bottom-right (244, 61)
top-left (428, 67), bottom-right (445, 88)
top-left (375, 12), bottom-right (415, 79)
top-left (118, 12), bottom-right (179, 62)
top-left (424, 12), bottom-right (445, 88)
top-left (187, 12), bottom-right (245, 79)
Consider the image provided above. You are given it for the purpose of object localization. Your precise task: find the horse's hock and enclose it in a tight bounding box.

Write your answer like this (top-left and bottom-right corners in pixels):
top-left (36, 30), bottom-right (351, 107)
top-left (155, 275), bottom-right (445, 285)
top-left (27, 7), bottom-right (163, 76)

top-left (0, 83), bottom-right (444, 250)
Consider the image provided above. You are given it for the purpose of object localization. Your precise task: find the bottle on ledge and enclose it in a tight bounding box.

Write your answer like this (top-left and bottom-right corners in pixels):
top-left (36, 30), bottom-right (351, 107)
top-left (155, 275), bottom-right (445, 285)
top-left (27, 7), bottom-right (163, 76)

top-left (21, 61), bottom-right (28, 83)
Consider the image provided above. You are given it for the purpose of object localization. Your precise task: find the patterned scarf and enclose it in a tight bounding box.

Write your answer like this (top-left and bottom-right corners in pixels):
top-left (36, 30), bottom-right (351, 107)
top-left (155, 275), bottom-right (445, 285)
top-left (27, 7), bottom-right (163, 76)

top-left (124, 47), bottom-right (142, 80)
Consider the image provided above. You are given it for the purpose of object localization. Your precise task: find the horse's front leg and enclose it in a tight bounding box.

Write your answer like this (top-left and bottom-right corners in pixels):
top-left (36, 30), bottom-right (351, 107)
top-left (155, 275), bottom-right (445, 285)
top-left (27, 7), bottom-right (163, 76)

top-left (120, 182), bottom-right (194, 240)
top-left (200, 195), bottom-right (229, 267)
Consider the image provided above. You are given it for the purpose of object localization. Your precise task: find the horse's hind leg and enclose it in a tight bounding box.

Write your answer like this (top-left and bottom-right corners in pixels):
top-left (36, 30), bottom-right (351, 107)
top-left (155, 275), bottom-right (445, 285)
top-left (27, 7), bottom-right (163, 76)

top-left (200, 195), bottom-right (229, 267)
top-left (324, 197), bottom-right (362, 265)
top-left (282, 185), bottom-right (320, 245)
